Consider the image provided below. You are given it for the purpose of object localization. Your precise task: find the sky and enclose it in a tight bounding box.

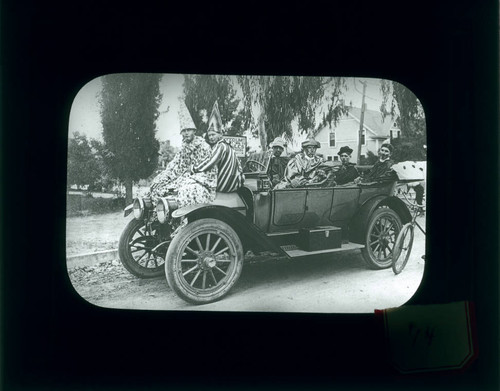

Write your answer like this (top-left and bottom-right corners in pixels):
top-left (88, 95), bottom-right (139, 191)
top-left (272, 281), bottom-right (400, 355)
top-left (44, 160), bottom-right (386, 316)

top-left (68, 74), bottom-right (186, 148)
top-left (68, 75), bottom-right (404, 150)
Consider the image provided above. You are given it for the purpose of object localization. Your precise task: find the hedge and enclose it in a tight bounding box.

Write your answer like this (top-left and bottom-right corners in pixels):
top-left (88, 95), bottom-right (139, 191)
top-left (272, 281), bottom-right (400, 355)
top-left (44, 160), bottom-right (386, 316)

top-left (67, 194), bottom-right (126, 217)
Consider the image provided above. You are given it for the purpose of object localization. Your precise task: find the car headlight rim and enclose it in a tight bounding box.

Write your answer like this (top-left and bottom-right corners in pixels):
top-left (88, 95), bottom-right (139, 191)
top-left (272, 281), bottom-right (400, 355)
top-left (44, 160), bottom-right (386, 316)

top-left (156, 197), bottom-right (169, 223)
top-left (133, 197), bottom-right (145, 220)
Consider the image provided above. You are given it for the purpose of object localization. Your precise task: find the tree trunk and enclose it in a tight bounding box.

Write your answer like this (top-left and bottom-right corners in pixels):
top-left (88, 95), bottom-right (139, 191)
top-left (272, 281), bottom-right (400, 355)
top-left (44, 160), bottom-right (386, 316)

top-left (258, 112), bottom-right (267, 152)
top-left (124, 178), bottom-right (133, 205)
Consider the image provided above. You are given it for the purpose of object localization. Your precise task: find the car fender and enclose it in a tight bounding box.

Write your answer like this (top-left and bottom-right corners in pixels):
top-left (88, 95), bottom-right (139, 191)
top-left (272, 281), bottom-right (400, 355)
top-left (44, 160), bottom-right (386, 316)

top-left (348, 195), bottom-right (411, 244)
top-left (172, 192), bottom-right (247, 219)
top-left (175, 205), bottom-right (285, 255)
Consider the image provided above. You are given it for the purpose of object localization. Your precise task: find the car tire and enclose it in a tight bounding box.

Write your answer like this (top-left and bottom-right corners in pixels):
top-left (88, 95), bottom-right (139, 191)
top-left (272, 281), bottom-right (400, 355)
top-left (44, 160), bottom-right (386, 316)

top-left (165, 218), bottom-right (244, 304)
top-left (118, 218), bottom-right (170, 278)
top-left (361, 207), bottom-right (402, 269)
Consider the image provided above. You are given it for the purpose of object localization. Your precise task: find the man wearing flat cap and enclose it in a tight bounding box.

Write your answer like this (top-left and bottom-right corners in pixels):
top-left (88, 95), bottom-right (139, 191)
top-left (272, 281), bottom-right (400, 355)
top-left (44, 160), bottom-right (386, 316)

top-left (334, 146), bottom-right (360, 185)
top-left (266, 137), bottom-right (288, 187)
top-left (355, 143), bottom-right (397, 183)
top-left (275, 137), bottom-right (325, 189)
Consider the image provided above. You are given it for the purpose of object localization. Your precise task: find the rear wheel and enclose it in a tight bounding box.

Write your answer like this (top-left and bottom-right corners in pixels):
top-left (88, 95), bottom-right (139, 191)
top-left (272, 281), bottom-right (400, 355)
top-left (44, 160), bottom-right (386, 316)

top-left (118, 218), bottom-right (171, 278)
top-left (362, 208), bottom-right (402, 269)
top-left (165, 218), bottom-right (244, 304)
top-left (392, 223), bottom-right (414, 274)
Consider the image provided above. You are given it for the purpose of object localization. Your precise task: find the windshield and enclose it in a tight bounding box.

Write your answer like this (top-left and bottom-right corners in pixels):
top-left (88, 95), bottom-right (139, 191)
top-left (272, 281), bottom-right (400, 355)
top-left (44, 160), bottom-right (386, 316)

top-left (243, 150), bottom-right (273, 174)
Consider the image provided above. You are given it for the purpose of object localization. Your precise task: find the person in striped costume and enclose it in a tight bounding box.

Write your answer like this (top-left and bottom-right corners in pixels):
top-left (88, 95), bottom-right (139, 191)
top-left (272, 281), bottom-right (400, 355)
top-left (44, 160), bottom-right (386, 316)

top-left (191, 101), bottom-right (244, 193)
top-left (192, 126), bottom-right (244, 193)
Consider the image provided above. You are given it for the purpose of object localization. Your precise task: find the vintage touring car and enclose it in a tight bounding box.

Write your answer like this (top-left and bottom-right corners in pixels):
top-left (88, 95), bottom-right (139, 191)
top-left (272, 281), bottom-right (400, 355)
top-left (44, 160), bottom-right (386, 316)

top-left (118, 157), bottom-right (414, 304)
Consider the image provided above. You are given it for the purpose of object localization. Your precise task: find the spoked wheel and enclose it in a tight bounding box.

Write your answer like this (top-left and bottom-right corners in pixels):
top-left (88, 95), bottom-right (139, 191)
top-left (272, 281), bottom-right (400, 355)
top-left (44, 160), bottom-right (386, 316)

top-left (392, 223), bottom-right (414, 275)
top-left (165, 218), bottom-right (244, 304)
top-left (118, 218), bottom-right (171, 278)
top-left (362, 208), bottom-right (402, 269)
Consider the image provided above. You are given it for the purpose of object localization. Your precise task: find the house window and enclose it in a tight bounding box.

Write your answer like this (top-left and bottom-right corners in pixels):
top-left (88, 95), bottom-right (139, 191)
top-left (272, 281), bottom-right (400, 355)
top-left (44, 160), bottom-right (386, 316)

top-left (329, 131), bottom-right (335, 147)
top-left (361, 130), bottom-right (366, 145)
top-left (333, 156), bottom-right (339, 162)
top-left (390, 130), bottom-right (393, 139)
top-left (327, 156), bottom-right (333, 161)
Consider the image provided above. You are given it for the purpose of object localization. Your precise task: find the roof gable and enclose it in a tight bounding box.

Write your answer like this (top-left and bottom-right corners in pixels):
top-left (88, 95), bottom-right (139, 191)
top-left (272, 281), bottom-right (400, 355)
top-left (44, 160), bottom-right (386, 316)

top-left (348, 106), bottom-right (394, 137)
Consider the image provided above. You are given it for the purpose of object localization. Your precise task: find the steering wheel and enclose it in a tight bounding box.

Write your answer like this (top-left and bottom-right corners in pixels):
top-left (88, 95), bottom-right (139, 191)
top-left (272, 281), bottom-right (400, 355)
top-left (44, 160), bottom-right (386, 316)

top-left (244, 159), bottom-right (266, 172)
top-left (304, 172), bottom-right (334, 187)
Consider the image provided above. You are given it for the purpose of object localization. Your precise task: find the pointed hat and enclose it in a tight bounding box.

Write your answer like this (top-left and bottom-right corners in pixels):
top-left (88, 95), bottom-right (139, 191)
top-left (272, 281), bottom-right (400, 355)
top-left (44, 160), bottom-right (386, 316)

top-left (178, 100), bottom-right (197, 132)
top-left (207, 101), bottom-right (224, 134)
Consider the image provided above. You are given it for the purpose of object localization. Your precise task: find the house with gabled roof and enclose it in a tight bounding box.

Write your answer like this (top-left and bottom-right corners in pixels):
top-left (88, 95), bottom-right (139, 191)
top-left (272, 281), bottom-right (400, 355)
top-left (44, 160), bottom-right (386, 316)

top-left (313, 106), bottom-right (400, 163)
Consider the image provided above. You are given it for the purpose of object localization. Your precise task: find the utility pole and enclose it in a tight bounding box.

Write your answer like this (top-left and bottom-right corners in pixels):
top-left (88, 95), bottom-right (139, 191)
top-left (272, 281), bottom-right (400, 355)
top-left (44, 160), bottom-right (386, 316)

top-left (357, 81), bottom-right (367, 164)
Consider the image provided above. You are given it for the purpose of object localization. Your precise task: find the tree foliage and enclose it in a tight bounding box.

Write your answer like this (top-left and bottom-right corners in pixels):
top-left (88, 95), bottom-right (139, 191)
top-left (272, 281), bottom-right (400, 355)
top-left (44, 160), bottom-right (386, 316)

top-left (99, 73), bottom-right (162, 202)
top-left (380, 80), bottom-right (426, 161)
top-left (88, 138), bottom-right (115, 192)
top-left (159, 141), bottom-right (177, 166)
top-left (237, 76), bottom-right (349, 150)
top-left (390, 136), bottom-right (427, 162)
top-left (67, 132), bottom-right (104, 190)
top-left (380, 80), bottom-right (426, 136)
top-left (183, 74), bottom-right (250, 136)
top-left (359, 150), bottom-right (378, 166)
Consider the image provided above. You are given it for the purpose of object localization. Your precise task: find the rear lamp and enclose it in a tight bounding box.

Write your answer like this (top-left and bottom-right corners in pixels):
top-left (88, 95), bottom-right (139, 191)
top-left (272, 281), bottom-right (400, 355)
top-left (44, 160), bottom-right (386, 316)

top-left (133, 198), bottom-right (145, 220)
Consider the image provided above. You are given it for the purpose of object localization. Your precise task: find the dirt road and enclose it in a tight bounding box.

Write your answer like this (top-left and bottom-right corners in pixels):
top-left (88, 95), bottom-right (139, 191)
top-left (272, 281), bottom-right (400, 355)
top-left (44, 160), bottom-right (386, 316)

top-left (68, 232), bottom-right (425, 313)
top-left (67, 210), bottom-right (426, 313)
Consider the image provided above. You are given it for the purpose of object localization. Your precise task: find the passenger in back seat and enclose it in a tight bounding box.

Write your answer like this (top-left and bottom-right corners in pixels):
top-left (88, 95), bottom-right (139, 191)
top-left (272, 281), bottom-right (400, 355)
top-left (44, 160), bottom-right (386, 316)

top-left (354, 143), bottom-right (397, 184)
top-left (334, 146), bottom-right (359, 185)
top-left (266, 137), bottom-right (288, 187)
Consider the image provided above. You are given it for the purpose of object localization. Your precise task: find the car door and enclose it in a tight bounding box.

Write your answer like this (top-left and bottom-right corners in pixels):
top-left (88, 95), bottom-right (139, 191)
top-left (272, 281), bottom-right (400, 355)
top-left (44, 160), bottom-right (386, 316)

top-left (269, 187), bottom-right (335, 232)
top-left (329, 185), bottom-right (361, 225)
top-left (270, 188), bottom-right (308, 230)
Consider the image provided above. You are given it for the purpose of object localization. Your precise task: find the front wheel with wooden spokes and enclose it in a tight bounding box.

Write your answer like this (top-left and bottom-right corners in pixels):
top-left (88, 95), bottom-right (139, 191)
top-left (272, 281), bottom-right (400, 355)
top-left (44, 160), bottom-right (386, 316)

top-left (118, 218), bottom-right (171, 278)
top-left (165, 218), bottom-right (244, 304)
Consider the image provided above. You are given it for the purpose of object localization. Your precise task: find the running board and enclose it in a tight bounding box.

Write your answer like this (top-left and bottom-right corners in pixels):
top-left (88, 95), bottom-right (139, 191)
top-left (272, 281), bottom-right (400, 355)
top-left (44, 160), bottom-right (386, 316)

top-left (280, 243), bottom-right (365, 258)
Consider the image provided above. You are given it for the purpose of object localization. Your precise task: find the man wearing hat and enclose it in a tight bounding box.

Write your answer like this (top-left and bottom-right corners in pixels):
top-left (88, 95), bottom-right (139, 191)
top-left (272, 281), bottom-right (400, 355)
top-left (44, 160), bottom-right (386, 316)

top-left (192, 101), bottom-right (244, 193)
top-left (355, 143), bottom-right (397, 183)
top-left (275, 137), bottom-right (324, 189)
top-left (148, 102), bottom-right (217, 209)
top-left (334, 146), bottom-right (360, 185)
top-left (266, 137), bottom-right (288, 187)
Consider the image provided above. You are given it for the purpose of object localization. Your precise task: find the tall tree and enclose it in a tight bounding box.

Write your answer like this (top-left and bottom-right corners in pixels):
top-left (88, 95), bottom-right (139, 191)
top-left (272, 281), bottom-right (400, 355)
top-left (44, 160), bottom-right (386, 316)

top-left (380, 80), bottom-right (426, 161)
top-left (99, 73), bottom-right (162, 203)
top-left (89, 138), bottom-right (115, 192)
top-left (183, 74), bottom-right (250, 136)
top-left (237, 76), bottom-right (349, 150)
top-left (67, 132), bottom-right (102, 190)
